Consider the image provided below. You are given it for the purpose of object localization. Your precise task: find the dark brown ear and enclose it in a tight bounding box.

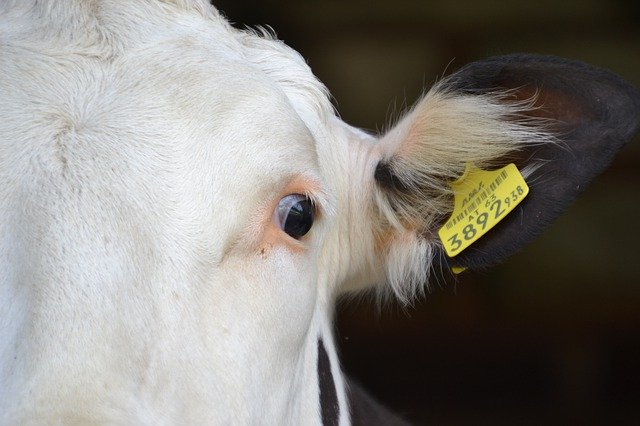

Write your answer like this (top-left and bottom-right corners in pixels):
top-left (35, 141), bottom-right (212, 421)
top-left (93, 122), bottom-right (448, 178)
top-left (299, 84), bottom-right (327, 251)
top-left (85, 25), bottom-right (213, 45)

top-left (443, 54), bottom-right (640, 270)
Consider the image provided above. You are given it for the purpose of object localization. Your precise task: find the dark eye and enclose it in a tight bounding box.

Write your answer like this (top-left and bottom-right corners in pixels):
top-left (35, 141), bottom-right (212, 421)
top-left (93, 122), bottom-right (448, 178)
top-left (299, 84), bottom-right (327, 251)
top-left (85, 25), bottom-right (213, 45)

top-left (275, 194), bottom-right (315, 239)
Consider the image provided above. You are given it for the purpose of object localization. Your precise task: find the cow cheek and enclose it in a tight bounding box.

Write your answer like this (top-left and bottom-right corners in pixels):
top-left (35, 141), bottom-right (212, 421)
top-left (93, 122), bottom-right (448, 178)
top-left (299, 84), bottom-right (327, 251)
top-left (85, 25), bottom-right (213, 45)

top-left (215, 249), bottom-right (317, 348)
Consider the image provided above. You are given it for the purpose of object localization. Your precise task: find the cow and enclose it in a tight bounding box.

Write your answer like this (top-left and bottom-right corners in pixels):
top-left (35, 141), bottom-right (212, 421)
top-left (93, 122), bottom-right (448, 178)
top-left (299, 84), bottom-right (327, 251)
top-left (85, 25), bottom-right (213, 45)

top-left (1, 1), bottom-right (638, 424)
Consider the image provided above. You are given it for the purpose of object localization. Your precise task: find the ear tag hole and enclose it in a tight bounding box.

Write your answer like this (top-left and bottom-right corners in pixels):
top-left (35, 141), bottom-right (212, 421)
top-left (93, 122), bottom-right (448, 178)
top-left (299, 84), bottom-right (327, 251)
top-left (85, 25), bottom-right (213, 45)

top-left (438, 163), bottom-right (529, 258)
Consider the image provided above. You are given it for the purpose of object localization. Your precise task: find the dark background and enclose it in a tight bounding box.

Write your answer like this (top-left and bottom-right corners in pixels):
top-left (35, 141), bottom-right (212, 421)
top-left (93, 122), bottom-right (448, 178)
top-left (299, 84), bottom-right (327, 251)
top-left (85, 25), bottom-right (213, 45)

top-left (214, 1), bottom-right (640, 424)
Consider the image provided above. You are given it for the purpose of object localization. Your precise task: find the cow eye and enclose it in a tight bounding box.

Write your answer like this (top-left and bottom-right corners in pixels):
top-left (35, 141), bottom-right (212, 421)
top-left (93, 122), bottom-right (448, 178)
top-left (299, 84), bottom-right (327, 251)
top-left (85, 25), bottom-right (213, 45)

top-left (275, 194), bottom-right (314, 239)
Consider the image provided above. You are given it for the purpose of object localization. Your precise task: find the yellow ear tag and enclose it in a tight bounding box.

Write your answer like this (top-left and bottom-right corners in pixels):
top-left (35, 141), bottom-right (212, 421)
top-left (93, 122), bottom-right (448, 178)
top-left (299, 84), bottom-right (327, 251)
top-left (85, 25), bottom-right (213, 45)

top-left (451, 266), bottom-right (467, 274)
top-left (438, 163), bottom-right (529, 258)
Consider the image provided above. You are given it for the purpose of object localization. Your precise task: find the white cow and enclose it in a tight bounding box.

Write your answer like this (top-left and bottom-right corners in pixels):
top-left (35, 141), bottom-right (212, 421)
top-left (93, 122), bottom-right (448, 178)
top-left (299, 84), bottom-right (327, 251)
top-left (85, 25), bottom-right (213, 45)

top-left (1, 1), bottom-right (638, 425)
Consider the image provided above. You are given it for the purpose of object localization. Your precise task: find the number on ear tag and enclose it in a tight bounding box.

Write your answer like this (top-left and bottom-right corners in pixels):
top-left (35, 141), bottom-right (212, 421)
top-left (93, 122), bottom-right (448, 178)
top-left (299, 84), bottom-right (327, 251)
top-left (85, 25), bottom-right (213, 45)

top-left (438, 163), bottom-right (529, 257)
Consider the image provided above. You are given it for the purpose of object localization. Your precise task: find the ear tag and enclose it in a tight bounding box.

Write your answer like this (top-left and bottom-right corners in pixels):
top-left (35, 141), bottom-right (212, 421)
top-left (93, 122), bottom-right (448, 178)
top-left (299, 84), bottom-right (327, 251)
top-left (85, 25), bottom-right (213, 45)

top-left (451, 266), bottom-right (467, 274)
top-left (438, 163), bottom-right (529, 258)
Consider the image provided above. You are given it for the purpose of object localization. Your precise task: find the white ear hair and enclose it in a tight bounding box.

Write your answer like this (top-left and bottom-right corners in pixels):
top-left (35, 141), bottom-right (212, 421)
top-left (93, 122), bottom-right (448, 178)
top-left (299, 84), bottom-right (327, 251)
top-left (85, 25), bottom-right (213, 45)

top-left (370, 81), bottom-right (554, 302)
top-left (377, 82), bottom-right (555, 229)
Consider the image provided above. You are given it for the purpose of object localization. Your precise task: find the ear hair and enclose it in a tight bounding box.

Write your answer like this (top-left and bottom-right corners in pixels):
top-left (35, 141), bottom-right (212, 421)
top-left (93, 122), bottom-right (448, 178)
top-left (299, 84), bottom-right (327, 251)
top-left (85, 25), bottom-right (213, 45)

top-left (366, 81), bottom-right (556, 303)
top-left (374, 80), bottom-right (556, 238)
top-left (369, 54), bottom-right (639, 290)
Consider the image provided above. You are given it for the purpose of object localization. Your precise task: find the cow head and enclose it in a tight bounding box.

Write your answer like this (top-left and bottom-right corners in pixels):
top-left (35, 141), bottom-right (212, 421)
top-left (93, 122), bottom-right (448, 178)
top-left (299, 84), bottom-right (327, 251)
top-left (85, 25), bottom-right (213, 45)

top-left (1, 1), bottom-right (638, 424)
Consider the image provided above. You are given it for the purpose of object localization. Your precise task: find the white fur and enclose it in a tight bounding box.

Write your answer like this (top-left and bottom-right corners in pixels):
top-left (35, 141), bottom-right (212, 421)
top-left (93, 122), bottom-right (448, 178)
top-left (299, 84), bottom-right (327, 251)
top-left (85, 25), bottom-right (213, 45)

top-left (0, 1), bottom-right (554, 424)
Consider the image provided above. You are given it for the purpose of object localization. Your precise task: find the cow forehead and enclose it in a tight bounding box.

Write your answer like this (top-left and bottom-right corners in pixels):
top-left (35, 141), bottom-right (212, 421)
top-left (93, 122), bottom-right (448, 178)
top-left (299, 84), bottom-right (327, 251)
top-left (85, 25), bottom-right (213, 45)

top-left (1, 0), bottom-right (333, 140)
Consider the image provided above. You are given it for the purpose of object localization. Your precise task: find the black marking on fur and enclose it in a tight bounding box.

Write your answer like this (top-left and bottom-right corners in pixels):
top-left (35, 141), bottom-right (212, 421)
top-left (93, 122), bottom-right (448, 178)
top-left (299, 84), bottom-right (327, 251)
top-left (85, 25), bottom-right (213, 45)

top-left (318, 339), bottom-right (339, 426)
top-left (374, 160), bottom-right (409, 193)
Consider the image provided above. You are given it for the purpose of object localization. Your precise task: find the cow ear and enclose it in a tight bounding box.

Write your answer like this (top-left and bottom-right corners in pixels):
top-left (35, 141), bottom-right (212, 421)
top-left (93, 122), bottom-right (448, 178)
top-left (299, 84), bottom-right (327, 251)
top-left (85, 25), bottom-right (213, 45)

top-left (443, 54), bottom-right (640, 270)
top-left (373, 54), bottom-right (640, 286)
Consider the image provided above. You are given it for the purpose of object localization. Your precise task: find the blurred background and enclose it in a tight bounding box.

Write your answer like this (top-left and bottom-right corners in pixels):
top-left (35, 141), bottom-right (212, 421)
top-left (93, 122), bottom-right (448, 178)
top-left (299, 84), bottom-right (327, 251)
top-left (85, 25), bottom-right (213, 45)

top-left (214, 1), bottom-right (640, 424)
